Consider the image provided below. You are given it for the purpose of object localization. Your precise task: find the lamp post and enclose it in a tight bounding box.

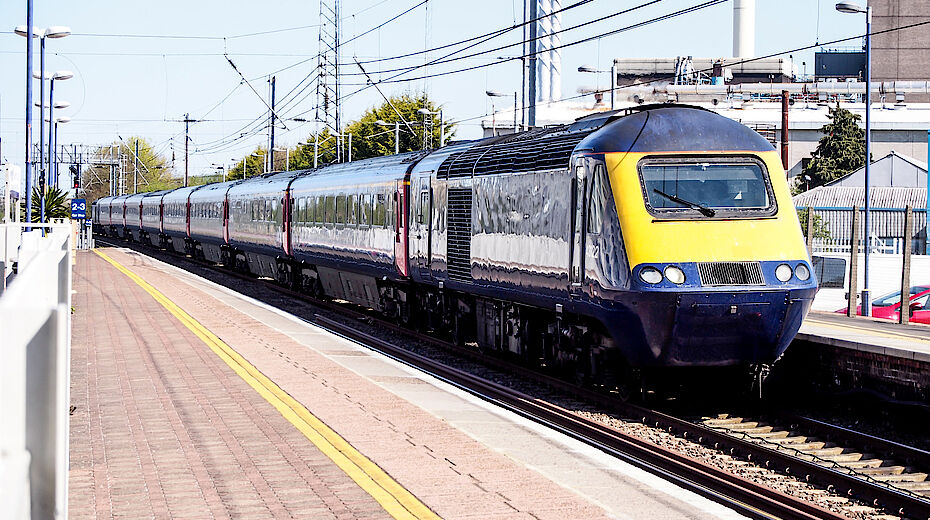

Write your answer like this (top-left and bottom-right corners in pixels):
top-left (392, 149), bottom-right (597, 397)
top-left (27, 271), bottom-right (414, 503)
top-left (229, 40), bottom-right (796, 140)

top-left (578, 64), bottom-right (616, 110)
top-left (15, 25), bottom-right (70, 219)
top-left (837, 1), bottom-right (872, 317)
top-left (51, 116), bottom-right (70, 188)
top-left (376, 120), bottom-right (400, 155)
top-left (46, 70), bottom-right (72, 193)
top-left (486, 91), bottom-right (517, 135)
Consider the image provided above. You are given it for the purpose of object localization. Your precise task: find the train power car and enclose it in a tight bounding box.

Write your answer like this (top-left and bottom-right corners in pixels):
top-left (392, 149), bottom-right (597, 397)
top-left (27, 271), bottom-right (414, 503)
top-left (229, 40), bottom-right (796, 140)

top-left (92, 105), bottom-right (817, 392)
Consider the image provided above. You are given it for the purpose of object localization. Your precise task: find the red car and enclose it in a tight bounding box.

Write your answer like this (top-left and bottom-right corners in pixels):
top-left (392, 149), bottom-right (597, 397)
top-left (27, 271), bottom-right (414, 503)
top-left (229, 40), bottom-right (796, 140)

top-left (835, 285), bottom-right (930, 323)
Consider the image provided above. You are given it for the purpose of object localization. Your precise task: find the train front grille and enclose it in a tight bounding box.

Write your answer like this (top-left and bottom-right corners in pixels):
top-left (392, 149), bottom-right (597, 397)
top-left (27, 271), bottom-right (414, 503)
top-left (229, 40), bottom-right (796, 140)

top-left (697, 261), bottom-right (764, 286)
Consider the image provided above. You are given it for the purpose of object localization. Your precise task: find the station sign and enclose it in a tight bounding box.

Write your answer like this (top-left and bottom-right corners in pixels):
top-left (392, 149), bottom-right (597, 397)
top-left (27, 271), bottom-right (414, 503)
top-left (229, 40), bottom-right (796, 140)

top-left (71, 198), bottom-right (87, 219)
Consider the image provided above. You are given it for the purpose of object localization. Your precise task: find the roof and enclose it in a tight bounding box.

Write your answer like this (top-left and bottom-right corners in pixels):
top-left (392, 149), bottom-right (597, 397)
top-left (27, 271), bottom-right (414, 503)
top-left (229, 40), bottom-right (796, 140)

top-left (823, 151), bottom-right (928, 189)
top-left (793, 185), bottom-right (928, 208)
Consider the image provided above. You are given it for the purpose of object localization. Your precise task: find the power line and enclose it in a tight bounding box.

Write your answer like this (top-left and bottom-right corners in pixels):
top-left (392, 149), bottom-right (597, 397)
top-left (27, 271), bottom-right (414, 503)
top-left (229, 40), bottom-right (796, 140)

top-left (340, 0), bottom-right (653, 77)
top-left (339, 0), bottom-right (427, 49)
top-left (335, 0), bottom-right (718, 104)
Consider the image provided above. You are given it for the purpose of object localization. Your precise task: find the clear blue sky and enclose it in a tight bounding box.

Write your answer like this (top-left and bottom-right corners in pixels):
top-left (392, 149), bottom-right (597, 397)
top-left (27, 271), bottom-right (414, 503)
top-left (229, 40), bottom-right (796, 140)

top-left (0, 0), bottom-right (863, 180)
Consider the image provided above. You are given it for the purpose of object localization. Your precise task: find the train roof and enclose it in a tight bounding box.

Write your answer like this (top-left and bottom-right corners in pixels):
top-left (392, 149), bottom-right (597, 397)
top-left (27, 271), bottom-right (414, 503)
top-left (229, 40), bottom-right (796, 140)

top-left (577, 104), bottom-right (775, 154)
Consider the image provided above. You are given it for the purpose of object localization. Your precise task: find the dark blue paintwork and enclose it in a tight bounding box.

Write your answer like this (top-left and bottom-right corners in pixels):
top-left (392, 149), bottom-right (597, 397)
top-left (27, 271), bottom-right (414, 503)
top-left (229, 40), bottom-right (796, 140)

top-left (576, 105), bottom-right (776, 154)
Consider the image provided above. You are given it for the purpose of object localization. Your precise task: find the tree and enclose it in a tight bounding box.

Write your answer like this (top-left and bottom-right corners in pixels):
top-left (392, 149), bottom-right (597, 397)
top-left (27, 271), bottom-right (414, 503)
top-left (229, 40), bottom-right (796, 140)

top-left (796, 208), bottom-right (831, 240)
top-left (21, 185), bottom-right (70, 222)
top-left (800, 103), bottom-right (866, 190)
top-left (81, 137), bottom-right (176, 203)
top-left (228, 146), bottom-right (274, 180)
top-left (343, 93), bottom-right (455, 161)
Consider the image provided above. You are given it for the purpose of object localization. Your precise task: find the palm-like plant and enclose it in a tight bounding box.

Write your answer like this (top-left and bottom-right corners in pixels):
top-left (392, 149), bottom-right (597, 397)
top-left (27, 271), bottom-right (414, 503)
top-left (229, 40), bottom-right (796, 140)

top-left (21, 186), bottom-right (71, 222)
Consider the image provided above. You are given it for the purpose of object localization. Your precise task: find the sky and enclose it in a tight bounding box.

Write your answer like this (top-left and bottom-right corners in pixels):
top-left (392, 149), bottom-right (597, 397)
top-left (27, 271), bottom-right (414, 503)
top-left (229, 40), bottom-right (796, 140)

top-left (0, 0), bottom-right (864, 184)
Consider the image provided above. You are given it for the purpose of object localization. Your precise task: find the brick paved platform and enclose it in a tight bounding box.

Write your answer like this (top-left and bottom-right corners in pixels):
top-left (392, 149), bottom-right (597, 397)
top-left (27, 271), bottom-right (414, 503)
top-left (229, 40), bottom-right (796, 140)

top-left (71, 246), bottom-right (747, 520)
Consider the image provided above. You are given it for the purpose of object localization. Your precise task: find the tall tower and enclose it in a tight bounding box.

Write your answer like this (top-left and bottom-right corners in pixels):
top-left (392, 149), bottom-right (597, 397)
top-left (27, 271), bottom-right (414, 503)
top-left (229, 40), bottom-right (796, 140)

top-left (733, 0), bottom-right (756, 58)
top-left (316, 0), bottom-right (341, 160)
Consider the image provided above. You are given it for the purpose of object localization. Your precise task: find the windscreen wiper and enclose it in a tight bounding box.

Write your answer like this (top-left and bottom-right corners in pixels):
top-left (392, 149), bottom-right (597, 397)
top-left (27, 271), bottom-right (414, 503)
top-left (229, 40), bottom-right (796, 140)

top-left (653, 189), bottom-right (716, 217)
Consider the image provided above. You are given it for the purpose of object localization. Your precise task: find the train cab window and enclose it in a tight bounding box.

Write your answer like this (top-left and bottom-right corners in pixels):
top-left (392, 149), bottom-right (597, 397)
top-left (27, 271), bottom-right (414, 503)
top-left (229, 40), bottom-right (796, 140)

top-left (347, 195), bottom-right (357, 226)
top-left (638, 157), bottom-right (776, 219)
top-left (587, 164), bottom-right (606, 234)
top-left (336, 195), bottom-right (347, 225)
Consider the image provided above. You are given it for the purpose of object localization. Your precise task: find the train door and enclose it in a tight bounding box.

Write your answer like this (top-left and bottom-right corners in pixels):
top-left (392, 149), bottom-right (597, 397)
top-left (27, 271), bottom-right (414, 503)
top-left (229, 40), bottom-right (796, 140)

top-left (412, 176), bottom-right (432, 279)
top-left (569, 155), bottom-right (589, 296)
top-left (393, 179), bottom-right (409, 277)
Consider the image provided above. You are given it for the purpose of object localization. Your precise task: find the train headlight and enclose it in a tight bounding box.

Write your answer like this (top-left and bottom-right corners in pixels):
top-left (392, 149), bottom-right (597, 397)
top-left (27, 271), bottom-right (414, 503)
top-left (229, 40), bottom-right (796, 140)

top-left (795, 263), bottom-right (811, 281)
top-left (664, 265), bottom-right (686, 284)
top-left (775, 263), bottom-right (793, 282)
top-left (640, 266), bottom-right (663, 284)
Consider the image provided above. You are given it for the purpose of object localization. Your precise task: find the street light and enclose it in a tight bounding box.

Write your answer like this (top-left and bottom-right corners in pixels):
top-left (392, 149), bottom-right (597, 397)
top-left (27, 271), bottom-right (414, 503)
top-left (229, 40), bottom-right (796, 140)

top-left (51, 116), bottom-right (70, 188)
top-left (578, 64), bottom-right (617, 110)
top-left (15, 24), bottom-right (70, 222)
top-left (836, 1), bottom-right (873, 317)
top-left (47, 71), bottom-right (72, 190)
top-left (376, 120), bottom-right (400, 155)
top-left (486, 90), bottom-right (517, 136)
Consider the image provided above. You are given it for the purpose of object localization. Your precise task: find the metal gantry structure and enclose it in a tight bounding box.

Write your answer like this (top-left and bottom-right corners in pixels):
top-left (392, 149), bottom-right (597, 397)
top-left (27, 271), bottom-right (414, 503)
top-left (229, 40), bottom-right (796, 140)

top-left (315, 0), bottom-right (342, 163)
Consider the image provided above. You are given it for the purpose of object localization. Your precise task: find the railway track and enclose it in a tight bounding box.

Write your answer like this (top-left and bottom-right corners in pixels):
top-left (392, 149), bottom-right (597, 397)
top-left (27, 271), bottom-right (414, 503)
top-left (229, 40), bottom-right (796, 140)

top-left (96, 238), bottom-right (930, 519)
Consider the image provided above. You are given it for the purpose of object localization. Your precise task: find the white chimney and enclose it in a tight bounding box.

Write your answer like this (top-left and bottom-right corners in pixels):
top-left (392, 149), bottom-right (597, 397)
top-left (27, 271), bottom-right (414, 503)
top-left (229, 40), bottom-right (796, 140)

top-left (549, 0), bottom-right (562, 101)
top-left (733, 0), bottom-right (755, 58)
top-left (537, 0), bottom-right (552, 102)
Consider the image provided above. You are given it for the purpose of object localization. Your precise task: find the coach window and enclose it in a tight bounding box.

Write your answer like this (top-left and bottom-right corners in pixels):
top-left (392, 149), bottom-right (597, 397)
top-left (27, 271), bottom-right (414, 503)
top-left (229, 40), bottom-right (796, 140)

top-left (359, 194), bottom-right (370, 228)
top-left (347, 194), bottom-right (357, 226)
top-left (335, 194), bottom-right (346, 226)
top-left (373, 193), bottom-right (385, 227)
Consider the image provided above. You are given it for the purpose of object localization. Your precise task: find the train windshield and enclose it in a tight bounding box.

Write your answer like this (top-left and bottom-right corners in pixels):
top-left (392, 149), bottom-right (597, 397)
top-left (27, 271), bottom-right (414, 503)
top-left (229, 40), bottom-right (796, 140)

top-left (638, 157), bottom-right (776, 219)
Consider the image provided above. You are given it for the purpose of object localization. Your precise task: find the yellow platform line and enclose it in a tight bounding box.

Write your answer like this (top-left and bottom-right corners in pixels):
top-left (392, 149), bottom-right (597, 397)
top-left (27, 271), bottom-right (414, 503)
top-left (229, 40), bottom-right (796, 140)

top-left (94, 249), bottom-right (440, 520)
top-left (804, 317), bottom-right (930, 345)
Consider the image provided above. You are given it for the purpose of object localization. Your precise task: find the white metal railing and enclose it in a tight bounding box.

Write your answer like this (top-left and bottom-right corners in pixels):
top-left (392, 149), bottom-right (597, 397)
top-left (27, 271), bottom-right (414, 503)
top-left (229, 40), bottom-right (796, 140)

top-left (0, 222), bottom-right (72, 520)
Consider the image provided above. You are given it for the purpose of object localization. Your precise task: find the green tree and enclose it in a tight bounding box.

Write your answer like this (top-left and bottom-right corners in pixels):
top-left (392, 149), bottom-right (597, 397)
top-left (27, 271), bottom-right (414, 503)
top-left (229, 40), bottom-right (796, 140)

top-left (82, 137), bottom-right (176, 203)
top-left (21, 185), bottom-right (70, 222)
top-left (343, 93), bottom-right (455, 161)
top-left (800, 103), bottom-right (866, 190)
top-left (796, 207), bottom-right (831, 240)
top-left (228, 146), bottom-right (273, 180)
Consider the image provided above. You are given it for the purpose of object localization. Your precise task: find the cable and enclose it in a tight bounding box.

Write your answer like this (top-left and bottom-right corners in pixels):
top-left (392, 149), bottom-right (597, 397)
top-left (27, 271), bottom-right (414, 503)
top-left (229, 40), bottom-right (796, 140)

top-left (340, 0), bottom-right (427, 49)
top-left (335, 0), bottom-right (718, 105)
top-left (344, 0), bottom-right (593, 66)
top-left (340, 0), bottom-right (658, 77)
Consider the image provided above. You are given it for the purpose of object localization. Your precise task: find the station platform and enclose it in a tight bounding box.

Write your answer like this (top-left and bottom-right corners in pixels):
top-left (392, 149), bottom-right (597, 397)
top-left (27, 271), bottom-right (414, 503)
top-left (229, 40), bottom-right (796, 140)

top-left (70, 246), bottom-right (745, 520)
top-left (785, 312), bottom-right (930, 403)
top-left (799, 311), bottom-right (930, 362)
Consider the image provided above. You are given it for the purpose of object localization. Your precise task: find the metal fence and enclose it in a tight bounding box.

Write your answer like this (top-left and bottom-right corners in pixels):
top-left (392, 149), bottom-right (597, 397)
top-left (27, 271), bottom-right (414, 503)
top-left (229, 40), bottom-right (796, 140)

top-left (0, 222), bottom-right (72, 520)
top-left (797, 206), bottom-right (929, 255)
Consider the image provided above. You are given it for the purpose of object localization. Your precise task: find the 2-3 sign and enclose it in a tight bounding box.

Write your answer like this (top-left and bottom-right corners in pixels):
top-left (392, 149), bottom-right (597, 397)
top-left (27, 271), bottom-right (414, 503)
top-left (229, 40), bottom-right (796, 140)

top-left (71, 198), bottom-right (87, 219)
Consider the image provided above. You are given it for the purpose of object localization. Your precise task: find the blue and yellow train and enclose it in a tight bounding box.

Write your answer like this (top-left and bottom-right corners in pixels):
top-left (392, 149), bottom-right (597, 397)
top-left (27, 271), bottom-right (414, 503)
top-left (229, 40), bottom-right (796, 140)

top-left (94, 105), bottom-right (817, 391)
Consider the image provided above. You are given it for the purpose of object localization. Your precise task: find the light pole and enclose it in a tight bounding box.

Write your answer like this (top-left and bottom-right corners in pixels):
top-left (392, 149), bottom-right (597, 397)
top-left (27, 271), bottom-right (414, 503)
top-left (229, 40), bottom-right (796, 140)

top-left (51, 116), bottom-right (70, 188)
top-left (837, 1), bottom-right (872, 316)
top-left (486, 91), bottom-right (517, 135)
top-left (376, 120), bottom-right (400, 155)
top-left (46, 70), bottom-right (72, 189)
top-left (578, 64), bottom-right (616, 110)
top-left (15, 25), bottom-right (70, 213)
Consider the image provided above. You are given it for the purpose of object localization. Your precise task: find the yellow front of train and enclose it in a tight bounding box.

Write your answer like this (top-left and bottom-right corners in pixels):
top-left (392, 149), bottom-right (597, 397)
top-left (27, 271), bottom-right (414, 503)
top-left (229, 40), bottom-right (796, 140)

top-left (587, 105), bottom-right (817, 367)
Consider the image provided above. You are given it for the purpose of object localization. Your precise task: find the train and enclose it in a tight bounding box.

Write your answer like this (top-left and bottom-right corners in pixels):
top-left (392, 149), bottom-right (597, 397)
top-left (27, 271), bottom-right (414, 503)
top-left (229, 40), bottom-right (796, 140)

top-left (93, 104), bottom-right (818, 393)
